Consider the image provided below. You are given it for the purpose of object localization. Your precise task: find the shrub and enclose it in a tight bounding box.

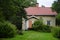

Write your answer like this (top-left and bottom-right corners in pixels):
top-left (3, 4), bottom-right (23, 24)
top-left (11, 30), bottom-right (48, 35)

top-left (32, 20), bottom-right (43, 31)
top-left (32, 20), bottom-right (51, 32)
top-left (42, 25), bottom-right (51, 32)
top-left (0, 21), bottom-right (17, 38)
top-left (52, 27), bottom-right (60, 39)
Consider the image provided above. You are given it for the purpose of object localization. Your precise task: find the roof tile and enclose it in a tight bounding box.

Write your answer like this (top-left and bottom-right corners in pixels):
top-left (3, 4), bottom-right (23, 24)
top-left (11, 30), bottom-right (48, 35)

top-left (25, 7), bottom-right (57, 15)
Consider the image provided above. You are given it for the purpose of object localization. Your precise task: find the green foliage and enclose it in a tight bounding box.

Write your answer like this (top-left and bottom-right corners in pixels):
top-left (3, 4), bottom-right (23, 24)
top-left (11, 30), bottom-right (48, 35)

top-left (0, 31), bottom-right (57, 40)
top-left (58, 0), bottom-right (60, 3)
top-left (32, 20), bottom-right (51, 32)
top-left (0, 21), bottom-right (17, 38)
top-left (0, 0), bottom-right (36, 20)
top-left (52, 1), bottom-right (60, 13)
top-left (52, 27), bottom-right (60, 39)
top-left (56, 14), bottom-right (60, 25)
top-left (42, 25), bottom-right (51, 32)
top-left (32, 20), bottom-right (43, 31)
top-left (0, 0), bottom-right (36, 30)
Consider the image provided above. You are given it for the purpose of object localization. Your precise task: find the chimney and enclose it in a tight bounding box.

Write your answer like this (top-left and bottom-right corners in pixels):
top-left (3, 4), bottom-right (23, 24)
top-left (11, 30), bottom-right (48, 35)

top-left (36, 3), bottom-right (39, 7)
top-left (41, 5), bottom-right (45, 8)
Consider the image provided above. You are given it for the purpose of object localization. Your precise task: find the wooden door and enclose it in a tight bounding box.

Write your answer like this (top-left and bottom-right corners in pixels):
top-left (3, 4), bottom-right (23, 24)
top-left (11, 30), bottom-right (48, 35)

top-left (29, 20), bottom-right (32, 28)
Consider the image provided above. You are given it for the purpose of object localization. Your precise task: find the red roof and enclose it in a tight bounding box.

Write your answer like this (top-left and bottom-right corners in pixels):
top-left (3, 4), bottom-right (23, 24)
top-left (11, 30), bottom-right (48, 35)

top-left (25, 7), bottom-right (57, 15)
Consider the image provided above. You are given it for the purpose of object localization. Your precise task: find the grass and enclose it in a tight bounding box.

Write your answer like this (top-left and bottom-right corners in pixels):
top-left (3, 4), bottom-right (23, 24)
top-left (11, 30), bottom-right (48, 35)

top-left (0, 31), bottom-right (58, 40)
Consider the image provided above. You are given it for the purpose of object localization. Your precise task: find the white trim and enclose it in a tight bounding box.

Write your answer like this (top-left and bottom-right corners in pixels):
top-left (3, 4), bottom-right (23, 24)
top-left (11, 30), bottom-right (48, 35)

top-left (28, 15), bottom-right (39, 19)
top-left (25, 20), bottom-right (29, 30)
top-left (27, 20), bottom-right (29, 29)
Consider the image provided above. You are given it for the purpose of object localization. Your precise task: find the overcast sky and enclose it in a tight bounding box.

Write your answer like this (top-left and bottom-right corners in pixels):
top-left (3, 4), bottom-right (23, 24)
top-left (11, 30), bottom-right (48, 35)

top-left (37, 0), bottom-right (56, 7)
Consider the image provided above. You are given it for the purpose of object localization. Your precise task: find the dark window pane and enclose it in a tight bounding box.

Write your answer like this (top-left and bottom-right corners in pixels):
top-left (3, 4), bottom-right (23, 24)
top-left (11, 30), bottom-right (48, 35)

top-left (47, 21), bottom-right (50, 26)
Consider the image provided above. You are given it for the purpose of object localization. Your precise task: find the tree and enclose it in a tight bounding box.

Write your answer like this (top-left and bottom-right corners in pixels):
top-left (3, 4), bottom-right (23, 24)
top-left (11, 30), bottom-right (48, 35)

top-left (11, 0), bottom-right (36, 31)
top-left (56, 14), bottom-right (60, 25)
top-left (58, 0), bottom-right (60, 2)
top-left (0, 0), bottom-right (36, 31)
top-left (52, 0), bottom-right (60, 13)
top-left (52, 0), bottom-right (60, 25)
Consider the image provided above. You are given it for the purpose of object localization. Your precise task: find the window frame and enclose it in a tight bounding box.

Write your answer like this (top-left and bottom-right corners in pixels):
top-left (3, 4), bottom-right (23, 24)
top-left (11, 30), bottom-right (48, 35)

top-left (47, 20), bottom-right (51, 26)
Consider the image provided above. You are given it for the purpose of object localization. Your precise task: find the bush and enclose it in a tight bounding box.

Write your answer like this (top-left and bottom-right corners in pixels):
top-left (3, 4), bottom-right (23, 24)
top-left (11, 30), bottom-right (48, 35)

top-left (32, 20), bottom-right (43, 31)
top-left (42, 25), bottom-right (51, 32)
top-left (52, 27), bottom-right (60, 39)
top-left (32, 20), bottom-right (51, 32)
top-left (0, 21), bottom-right (17, 38)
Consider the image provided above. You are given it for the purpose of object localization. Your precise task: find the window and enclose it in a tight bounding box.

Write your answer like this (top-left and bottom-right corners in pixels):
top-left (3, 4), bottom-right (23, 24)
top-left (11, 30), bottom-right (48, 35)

top-left (47, 21), bottom-right (50, 26)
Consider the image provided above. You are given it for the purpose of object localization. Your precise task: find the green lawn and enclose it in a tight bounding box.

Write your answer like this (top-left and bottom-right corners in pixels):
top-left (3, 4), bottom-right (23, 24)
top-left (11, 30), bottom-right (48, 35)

top-left (0, 31), bottom-right (58, 40)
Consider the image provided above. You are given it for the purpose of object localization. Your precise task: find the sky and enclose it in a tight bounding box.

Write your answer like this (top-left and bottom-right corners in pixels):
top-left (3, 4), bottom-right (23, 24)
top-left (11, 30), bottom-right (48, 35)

top-left (37, 0), bottom-right (56, 7)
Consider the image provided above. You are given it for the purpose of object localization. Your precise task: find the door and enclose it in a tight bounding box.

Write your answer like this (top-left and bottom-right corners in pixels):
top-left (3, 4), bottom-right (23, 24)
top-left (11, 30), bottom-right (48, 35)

top-left (29, 20), bottom-right (32, 28)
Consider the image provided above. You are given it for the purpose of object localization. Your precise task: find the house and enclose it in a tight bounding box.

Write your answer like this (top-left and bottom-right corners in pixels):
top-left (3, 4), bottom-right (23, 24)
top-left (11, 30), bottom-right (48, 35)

top-left (22, 3), bottom-right (57, 30)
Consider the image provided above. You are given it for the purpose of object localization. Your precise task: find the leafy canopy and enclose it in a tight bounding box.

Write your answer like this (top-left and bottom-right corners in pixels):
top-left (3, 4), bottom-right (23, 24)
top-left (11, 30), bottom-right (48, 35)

top-left (0, 0), bottom-right (37, 30)
top-left (52, 0), bottom-right (60, 13)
